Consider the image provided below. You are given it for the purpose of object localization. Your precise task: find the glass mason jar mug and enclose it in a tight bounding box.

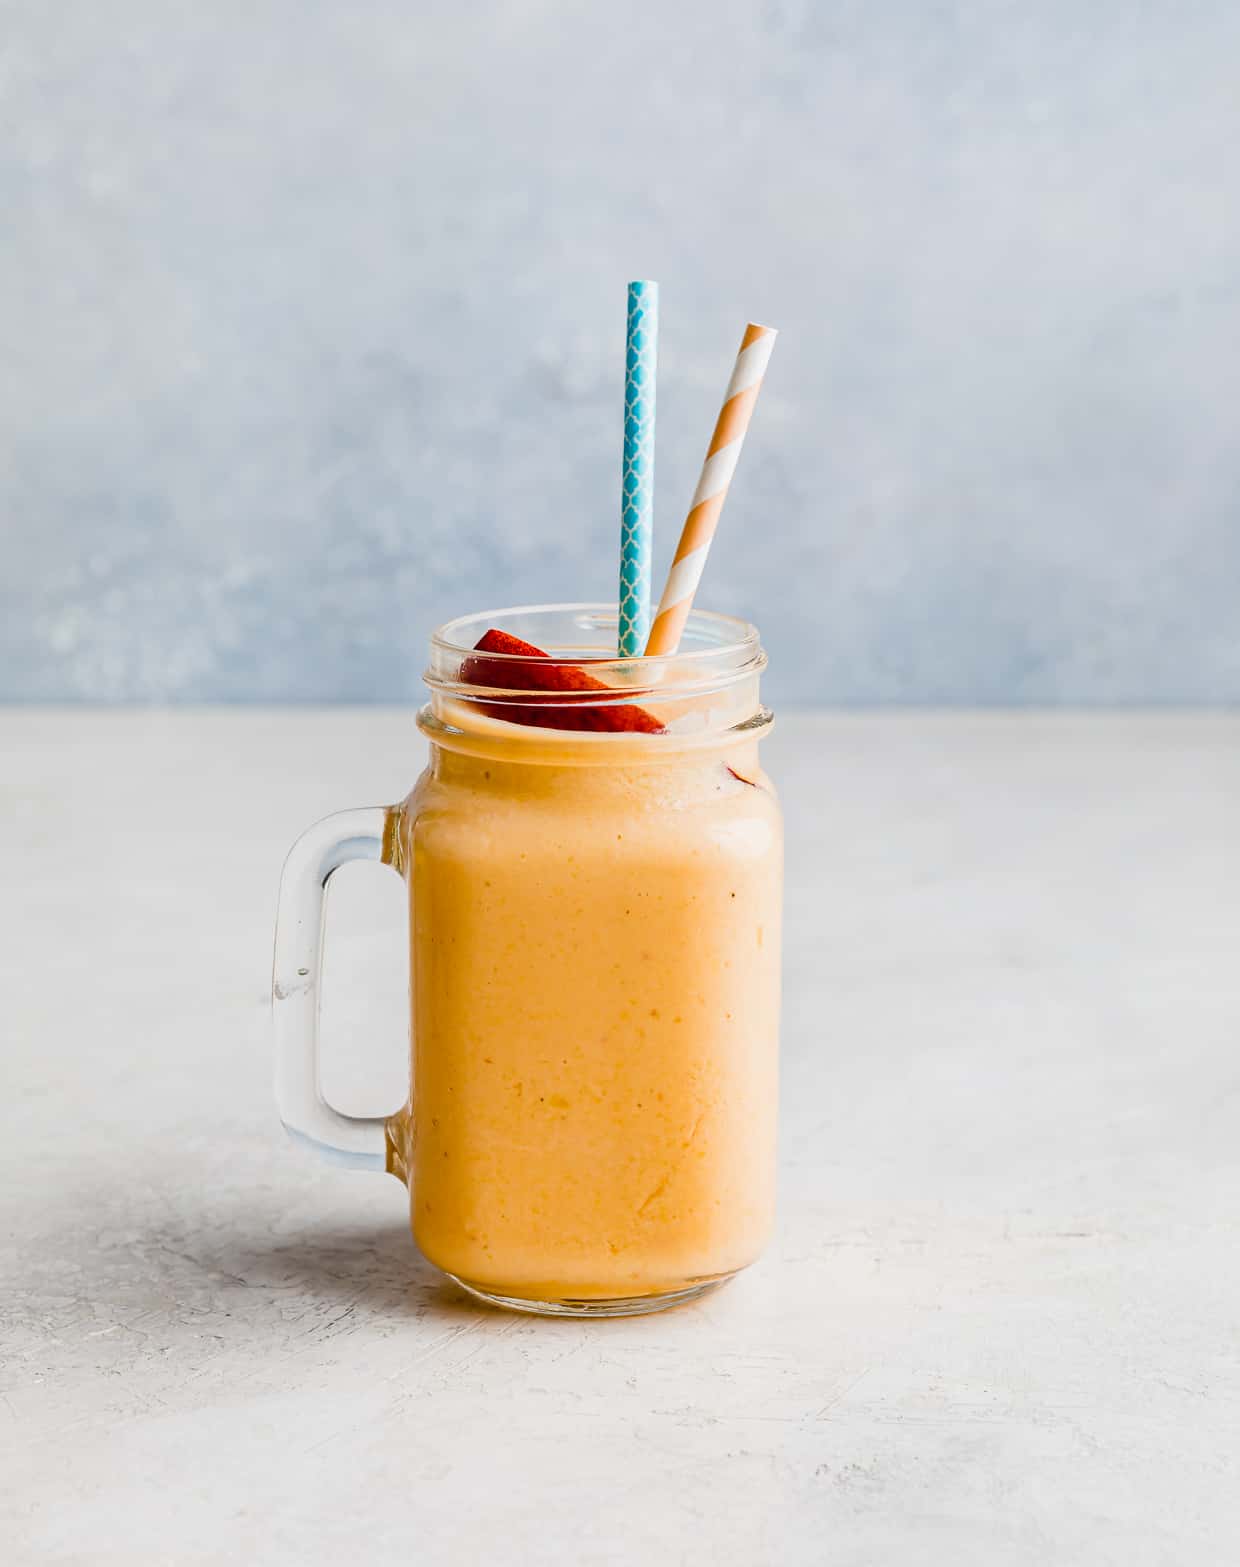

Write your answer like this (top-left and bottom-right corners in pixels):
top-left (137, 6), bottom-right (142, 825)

top-left (273, 604), bottom-right (782, 1316)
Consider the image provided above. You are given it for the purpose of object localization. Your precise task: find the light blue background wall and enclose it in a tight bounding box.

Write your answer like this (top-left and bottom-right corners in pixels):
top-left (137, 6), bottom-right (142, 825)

top-left (3, 1), bottom-right (1237, 705)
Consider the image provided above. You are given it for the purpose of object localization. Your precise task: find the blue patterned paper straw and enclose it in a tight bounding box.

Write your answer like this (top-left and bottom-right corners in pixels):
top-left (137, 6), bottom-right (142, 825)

top-left (618, 280), bottom-right (658, 656)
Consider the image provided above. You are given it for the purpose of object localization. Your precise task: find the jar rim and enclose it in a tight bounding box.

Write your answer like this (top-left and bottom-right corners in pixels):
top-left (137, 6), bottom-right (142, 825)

top-left (423, 603), bottom-right (768, 749)
top-left (427, 602), bottom-right (765, 694)
top-left (432, 601), bottom-right (755, 664)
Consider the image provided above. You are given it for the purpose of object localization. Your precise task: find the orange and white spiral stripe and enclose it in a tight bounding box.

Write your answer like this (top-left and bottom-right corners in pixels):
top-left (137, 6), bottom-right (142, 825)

top-left (644, 322), bottom-right (777, 656)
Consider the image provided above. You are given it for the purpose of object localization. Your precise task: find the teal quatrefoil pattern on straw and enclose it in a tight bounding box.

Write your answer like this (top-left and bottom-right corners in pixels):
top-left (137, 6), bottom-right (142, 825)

top-left (619, 280), bottom-right (658, 656)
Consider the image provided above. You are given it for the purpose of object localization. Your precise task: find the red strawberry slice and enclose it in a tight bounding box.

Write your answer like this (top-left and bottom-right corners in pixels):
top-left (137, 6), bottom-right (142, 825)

top-left (460, 629), bottom-right (664, 733)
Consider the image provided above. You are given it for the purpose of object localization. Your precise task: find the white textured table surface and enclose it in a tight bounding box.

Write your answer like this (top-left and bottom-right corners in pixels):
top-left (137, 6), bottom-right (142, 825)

top-left (3, 712), bottom-right (1238, 1565)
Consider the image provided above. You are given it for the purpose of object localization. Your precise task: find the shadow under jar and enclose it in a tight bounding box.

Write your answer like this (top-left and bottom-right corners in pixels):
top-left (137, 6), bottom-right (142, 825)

top-left (273, 605), bottom-right (782, 1316)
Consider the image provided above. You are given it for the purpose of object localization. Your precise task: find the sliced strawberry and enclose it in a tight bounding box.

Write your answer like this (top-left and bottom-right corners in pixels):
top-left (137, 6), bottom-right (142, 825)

top-left (460, 629), bottom-right (664, 734)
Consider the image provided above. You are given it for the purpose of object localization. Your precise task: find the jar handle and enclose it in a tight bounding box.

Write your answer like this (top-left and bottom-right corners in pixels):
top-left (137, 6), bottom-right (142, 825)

top-left (271, 806), bottom-right (407, 1174)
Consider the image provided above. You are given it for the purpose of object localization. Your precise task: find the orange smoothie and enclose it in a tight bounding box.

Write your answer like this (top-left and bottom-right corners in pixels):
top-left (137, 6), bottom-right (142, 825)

top-left (392, 717), bottom-right (782, 1305)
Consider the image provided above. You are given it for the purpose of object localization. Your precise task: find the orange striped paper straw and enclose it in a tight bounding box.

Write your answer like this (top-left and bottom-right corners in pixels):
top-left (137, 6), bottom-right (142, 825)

top-left (644, 323), bottom-right (777, 656)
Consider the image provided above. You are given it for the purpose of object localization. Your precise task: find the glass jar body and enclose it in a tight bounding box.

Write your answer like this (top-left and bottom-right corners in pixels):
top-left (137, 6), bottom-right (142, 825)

top-left (393, 730), bottom-right (782, 1313)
